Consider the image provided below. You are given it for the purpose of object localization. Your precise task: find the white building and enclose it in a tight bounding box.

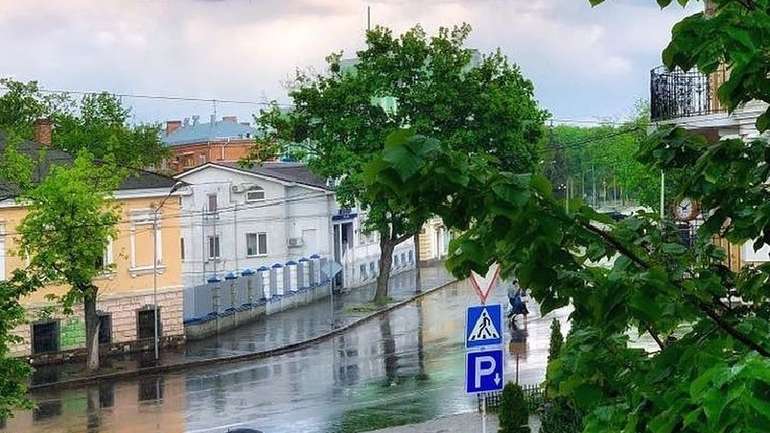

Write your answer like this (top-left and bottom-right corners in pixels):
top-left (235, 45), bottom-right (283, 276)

top-left (175, 162), bottom-right (414, 289)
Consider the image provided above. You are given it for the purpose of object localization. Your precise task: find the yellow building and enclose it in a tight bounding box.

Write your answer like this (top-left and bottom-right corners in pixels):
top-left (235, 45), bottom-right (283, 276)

top-left (418, 217), bottom-right (452, 264)
top-left (0, 128), bottom-right (185, 359)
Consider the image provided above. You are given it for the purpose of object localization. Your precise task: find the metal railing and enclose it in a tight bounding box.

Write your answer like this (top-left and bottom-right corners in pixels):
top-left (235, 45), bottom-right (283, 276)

top-left (650, 66), bottom-right (728, 121)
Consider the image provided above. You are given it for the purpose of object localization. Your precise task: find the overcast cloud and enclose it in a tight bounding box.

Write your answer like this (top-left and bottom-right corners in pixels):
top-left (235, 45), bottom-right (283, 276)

top-left (0, 0), bottom-right (697, 124)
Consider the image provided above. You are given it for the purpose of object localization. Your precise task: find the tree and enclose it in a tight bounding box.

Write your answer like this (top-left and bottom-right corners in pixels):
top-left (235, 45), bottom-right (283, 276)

top-left (498, 383), bottom-right (530, 433)
top-left (0, 270), bottom-right (41, 420)
top-left (371, 39), bottom-right (770, 432)
top-left (0, 78), bottom-right (168, 168)
top-left (54, 92), bottom-right (169, 168)
top-left (547, 318), bottom-right (563, 364)
top-left (17, 151), bottom-right (123, 371)
top-left (0, 78), bottom-right (67, 140)
top-left (249, 24), bottom-right (546, 303)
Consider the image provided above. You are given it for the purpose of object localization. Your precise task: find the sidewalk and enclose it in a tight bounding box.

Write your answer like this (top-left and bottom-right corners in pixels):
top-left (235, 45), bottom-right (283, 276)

top-left (29, 263), bottom-right (455, 389)
top-left (364, 413), bottom-right (542, 433)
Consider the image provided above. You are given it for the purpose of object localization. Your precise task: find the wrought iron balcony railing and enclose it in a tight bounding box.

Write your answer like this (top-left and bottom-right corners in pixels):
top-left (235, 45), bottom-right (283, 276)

top-left (650, 66), bottom-right (727, 122)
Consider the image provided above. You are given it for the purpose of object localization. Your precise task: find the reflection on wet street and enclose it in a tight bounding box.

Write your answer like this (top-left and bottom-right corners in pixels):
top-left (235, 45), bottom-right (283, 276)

top-left (3, 279), bottom-right (570, 433)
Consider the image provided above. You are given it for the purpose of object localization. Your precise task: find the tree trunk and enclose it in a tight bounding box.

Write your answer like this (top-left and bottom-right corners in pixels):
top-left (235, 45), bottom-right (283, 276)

top-left (374, 237), bottom-right (395, 305)
top-left (84, 290), bottom-right (101, 371)
top-left (413, 232), bottom-right (422, 293)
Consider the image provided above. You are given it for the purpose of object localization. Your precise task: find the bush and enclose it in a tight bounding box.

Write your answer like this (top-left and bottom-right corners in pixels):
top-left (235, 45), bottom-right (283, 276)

top-left (539, 398), bottom-right (582, 433)
top-left (498, 383), bottom-right (530, 433)
top-left (548, 319), bottom-right (563, 364)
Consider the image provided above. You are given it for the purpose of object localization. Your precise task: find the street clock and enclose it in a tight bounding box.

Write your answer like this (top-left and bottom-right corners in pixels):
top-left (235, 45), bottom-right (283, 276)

top-left (673, 197), bottom-right (699, 221)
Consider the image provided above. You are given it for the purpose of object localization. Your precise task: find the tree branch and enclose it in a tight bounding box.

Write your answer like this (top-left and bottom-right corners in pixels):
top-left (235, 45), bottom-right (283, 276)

top-left (579, 220), bottom-right (770, 357)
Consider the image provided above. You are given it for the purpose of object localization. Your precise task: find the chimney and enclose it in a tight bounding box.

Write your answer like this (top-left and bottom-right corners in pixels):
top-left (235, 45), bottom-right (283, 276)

top-left (222, 115), bottom-right (237, 123)
top-left (165, 120), bottom-right (182, 136)
top-left (33, 118), bottom-right (53, 146)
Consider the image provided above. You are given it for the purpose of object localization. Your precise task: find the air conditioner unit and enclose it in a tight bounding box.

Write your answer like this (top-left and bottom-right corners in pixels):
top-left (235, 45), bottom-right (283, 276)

top-left (231, 185), bottom-right (240, 194)
top-left (288, 238), bottom-right (304, 248)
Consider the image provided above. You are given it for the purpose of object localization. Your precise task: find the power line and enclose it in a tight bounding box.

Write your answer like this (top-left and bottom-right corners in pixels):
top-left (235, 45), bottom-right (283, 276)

top-left (0, 85), bottom-right (294, 108)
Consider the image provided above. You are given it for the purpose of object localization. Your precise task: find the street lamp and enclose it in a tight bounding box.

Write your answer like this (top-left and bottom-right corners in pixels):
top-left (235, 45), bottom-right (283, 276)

top-left (153, 181), bottom-right (184, 361)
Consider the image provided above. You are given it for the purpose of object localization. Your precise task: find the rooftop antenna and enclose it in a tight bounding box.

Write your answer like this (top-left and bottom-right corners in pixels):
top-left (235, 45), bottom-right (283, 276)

top-left (367, 5), bottom-right (371, 31)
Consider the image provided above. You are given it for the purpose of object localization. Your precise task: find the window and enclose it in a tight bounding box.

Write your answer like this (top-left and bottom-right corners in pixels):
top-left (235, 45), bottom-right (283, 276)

top-left (245, 187), bottom-right (265, 202)
top-left (32, 321), bottom-right (59, 354)
top-left (408, 250), bottom-right (414, 264)
top-left (208, 235), bottom-right (220, 259)
top-left (207, 194), bottom-right (218, 213)
top-left (98, 313), bottom-right (112, 344)
top-left (180, 238), bottom-right (185, 261)
top-left (129, 211), bottom-right (159, 270)
top-left (33, 400), bottom-right (62, 422)
top-left (369, 262), bottom-right (375, 275)
top-left (138, 377), bottom-right (164, 403)
top-left (137, 308), bottom-right (160, 340)
top-left (99, 383), bottom-right (115, 409)
top-left (95, 239), bottom-right (114, 271)
top-left (394, 255), bottom-right (400, 268)
top-left (359, 264), bottom-right (367, 280)
top-left (246, 233), bottom-right (268, 256)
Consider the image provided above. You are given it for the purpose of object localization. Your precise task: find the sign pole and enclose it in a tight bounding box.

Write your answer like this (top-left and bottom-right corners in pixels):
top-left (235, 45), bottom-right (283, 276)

top-left (481, 394), bottom-right (487, 433)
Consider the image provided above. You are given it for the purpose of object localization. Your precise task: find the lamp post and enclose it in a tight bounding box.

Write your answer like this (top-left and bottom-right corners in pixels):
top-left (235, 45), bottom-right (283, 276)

top-left (153, 181), bottom-right (184, 361)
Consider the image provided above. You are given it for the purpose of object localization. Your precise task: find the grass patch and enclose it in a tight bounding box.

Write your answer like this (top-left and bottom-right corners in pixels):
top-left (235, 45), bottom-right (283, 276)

top-left (345, 298), bottom-right (396, 314)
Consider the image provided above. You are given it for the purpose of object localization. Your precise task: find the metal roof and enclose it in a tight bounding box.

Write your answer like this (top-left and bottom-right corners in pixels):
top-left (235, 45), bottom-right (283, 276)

top-left (162, 119), bottom-right (259, 147)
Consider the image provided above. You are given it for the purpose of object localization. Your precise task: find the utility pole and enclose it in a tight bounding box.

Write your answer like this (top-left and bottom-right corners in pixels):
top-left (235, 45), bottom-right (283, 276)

top-left (660, 170), bottom-right (665, 219)
top-left (591, 163), bottom-right (597, 207)
top-left (367, 6), bottom-right (371, 31)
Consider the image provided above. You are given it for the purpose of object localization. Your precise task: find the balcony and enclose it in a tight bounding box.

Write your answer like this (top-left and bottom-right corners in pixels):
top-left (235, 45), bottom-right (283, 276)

top-left (650, 66), bottom-right (727, 122)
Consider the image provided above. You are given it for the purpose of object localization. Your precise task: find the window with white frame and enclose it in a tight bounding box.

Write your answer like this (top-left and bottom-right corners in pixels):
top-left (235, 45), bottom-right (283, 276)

top-left (245, 186), bottom-right (265, 202)
top-left (208, 235), bottom-right (220, 259)
top-left (246, 232), bottom-right (268, 256)
top-left (129, 210), bottom-right (160, 270)
top-left (95, 238), bottom-right (114, 271)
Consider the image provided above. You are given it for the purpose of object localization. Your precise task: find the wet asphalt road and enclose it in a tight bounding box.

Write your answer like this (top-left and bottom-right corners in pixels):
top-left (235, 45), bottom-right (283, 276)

top-left (3, 279), bottom-right (570, 433)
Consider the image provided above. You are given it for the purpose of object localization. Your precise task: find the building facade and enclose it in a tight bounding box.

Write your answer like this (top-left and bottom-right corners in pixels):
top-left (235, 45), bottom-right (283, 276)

top-left (0, 129), bottom-right (185, 359)
top-left (417, 217), bottom-right (452, 265)
top-left (162, 115), bottom-right (260, 172)
top-left (175, 162), bottom-right (415, 290)
top-left (651, 55), bottom-right (769, 269)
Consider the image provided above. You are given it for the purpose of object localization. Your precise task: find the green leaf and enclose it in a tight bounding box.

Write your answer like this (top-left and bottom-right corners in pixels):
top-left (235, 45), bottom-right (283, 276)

top-left (756, 110), bottom-right (770, 133)
top-left (656, 0), bottom-right (673, 8)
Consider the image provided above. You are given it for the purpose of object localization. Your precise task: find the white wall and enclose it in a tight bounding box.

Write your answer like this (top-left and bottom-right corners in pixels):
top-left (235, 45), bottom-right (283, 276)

top-left (177, 166), bottom-right (335, 288)
top-left (177, 164), bottom-right (416, 290)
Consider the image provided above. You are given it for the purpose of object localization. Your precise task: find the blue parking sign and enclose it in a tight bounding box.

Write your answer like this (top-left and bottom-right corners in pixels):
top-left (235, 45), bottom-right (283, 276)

top-left (466, 349), bottom-right (504, 394)
top-left (465, 304), bottom-right (503, 348)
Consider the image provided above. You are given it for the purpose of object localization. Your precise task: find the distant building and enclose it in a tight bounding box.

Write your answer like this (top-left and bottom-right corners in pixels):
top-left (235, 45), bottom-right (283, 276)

top-left (418, 217), bottom-right (452, 265)
top-left (649, 2), bottom-right (767, 270)
top-left (175, 162), bottom-right (414, 290)
top-left (162, 115), bottom-right (264, 172)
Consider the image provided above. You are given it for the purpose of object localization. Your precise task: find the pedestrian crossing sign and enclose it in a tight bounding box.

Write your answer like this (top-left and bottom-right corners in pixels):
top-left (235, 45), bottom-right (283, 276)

top-left (466, 304), bottom-right (503, 348)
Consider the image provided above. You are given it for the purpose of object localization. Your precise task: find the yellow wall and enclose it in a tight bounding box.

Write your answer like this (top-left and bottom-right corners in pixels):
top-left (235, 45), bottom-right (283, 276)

top-left (0, 194), bottom-right (183, 306)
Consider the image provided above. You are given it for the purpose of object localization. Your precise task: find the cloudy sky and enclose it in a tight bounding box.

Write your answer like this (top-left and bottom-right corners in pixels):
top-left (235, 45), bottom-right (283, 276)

top-left (0, 0), bottom-right (697, 125)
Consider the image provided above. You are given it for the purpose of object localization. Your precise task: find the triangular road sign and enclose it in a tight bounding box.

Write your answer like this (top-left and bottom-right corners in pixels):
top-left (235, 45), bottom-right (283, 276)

top-left (468, 307), bottom-right (501, 342)
top-left (470, 263), bottom-right (500, 304)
